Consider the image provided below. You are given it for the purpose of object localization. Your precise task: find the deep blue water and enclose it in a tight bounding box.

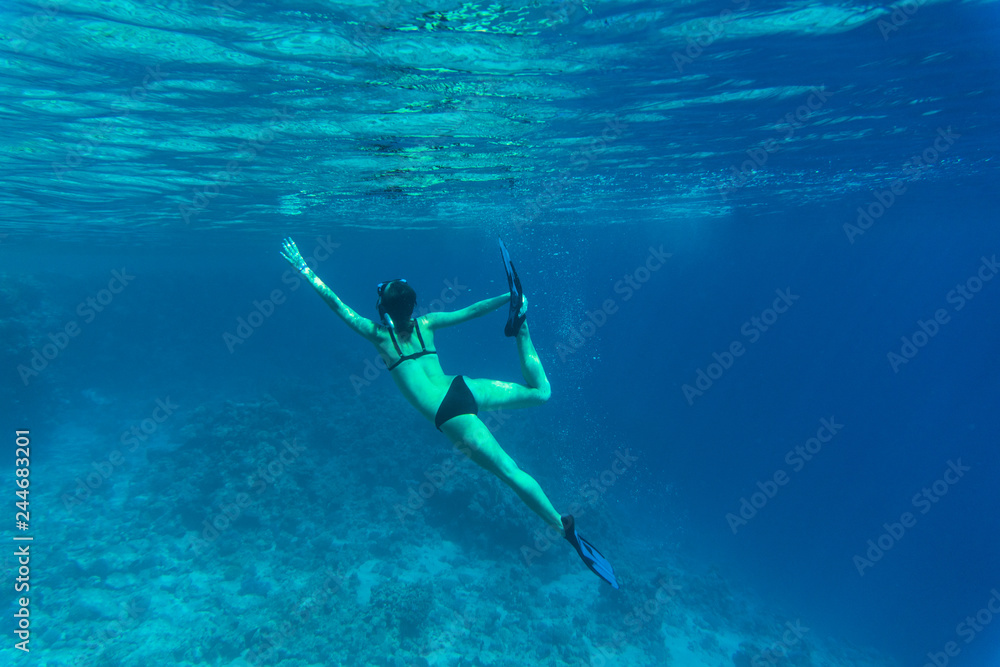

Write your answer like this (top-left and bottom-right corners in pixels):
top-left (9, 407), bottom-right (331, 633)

top-left (2, 1), bottom-right (1000, 666)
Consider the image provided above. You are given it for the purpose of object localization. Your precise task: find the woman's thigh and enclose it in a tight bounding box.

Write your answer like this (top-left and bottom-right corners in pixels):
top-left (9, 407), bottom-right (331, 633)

top-left (441, 416), bottom-right (517, 479)
top-left (464, 377), bottom-right (544, 411)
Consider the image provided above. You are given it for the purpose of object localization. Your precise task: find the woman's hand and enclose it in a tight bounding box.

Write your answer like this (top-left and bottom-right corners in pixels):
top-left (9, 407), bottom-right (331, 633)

top-left (280, 237), bottom-right (309, 273)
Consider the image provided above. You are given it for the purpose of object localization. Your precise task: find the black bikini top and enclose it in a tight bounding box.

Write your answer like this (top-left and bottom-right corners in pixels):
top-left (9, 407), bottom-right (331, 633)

top-left (386, 320), bottom-right (437, 371)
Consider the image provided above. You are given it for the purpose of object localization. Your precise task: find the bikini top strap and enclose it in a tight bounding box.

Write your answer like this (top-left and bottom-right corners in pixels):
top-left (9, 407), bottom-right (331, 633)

top-left (387, 327), bottom-right (404, 356)
top-left (413, 319), bottom-right (427, 350)
top-left (388, 320), bottom-right (426, 355)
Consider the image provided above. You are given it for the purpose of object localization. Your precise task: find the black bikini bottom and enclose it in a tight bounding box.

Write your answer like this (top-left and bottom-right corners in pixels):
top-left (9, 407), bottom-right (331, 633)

top-left (435, 375), bottom-right (479, 430)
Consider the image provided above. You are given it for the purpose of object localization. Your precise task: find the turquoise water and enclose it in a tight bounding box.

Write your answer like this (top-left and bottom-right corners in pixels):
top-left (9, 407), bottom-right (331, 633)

top-left (2, 1), bottom-right (1000, 666)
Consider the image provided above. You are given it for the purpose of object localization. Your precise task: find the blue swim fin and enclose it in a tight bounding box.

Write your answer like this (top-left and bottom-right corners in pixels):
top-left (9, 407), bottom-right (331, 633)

top-left (498, 237), bottom-right (525, 337)
top-left (562, 515), bottom-right (619, 589)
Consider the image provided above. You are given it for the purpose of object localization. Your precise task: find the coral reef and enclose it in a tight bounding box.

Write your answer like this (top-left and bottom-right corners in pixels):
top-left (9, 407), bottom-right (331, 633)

top-left (25, 390), bottom-right (898, 667)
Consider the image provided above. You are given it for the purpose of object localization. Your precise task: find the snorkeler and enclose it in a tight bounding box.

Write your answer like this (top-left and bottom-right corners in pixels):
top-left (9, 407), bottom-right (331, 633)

top-left (279, 237), bottom-right (618, 589)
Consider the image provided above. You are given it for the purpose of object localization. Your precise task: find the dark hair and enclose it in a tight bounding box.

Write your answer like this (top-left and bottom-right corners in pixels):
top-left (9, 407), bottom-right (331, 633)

top-left (381, 280), bottom-right (416, 333)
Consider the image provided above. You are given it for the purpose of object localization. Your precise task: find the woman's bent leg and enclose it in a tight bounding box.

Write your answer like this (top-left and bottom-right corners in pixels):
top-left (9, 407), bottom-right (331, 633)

top-left (466, 322), bottom-right (551, 411)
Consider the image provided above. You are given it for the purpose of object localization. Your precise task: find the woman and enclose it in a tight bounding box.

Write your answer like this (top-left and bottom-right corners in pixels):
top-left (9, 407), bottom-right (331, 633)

top-left (280, 237), bottom-right (617, 588)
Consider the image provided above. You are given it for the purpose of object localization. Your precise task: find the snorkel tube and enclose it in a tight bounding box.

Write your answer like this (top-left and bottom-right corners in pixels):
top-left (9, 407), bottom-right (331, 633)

top-left (376, 278), bottom-right (407, 329)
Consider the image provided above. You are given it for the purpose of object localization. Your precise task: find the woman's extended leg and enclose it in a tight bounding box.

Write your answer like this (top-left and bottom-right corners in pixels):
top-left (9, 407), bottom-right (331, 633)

top-left (466, 319), bottom-right (551, 410)
top-left (443, 416), bottom-right (563, 533)
top-left (443, 416), bottom-right (619, 588)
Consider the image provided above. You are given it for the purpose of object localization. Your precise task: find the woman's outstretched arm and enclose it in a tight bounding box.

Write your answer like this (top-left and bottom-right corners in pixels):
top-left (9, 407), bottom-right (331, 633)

top-left (425, 294), bottom-right (509, 330)
top-left (281, 237), bottom-right (378, 341)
